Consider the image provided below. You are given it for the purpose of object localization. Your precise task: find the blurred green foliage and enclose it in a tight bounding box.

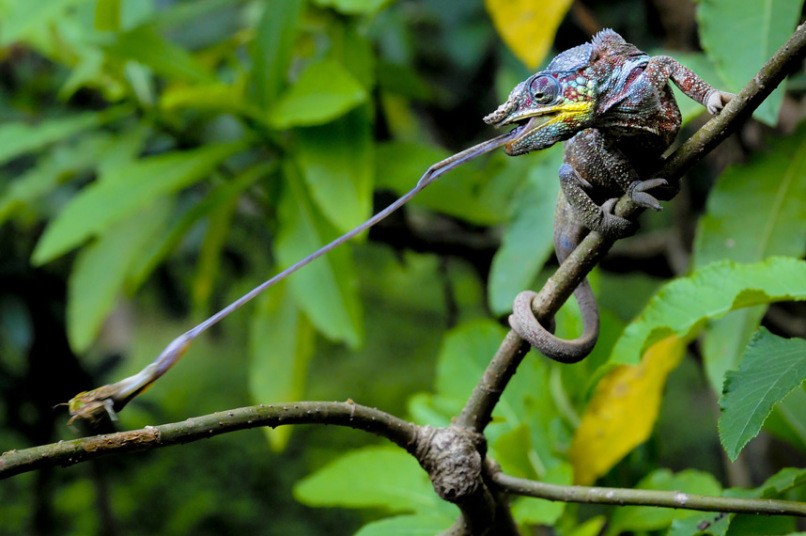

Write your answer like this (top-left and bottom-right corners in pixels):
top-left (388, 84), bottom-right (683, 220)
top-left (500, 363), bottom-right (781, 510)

top-left (0, 0), bottom-right (804, 534)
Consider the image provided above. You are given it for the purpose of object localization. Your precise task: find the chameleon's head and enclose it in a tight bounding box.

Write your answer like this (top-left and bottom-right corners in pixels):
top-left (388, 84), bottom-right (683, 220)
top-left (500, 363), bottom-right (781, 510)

top-left (484, 29), bottom-right (642, 156)
top-left (484, 71), bottom-right (596, 155)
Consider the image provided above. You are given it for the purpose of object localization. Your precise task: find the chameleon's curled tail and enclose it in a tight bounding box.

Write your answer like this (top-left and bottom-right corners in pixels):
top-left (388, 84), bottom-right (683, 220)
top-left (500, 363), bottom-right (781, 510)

top-left (508, 280), bottom-right (599, 364)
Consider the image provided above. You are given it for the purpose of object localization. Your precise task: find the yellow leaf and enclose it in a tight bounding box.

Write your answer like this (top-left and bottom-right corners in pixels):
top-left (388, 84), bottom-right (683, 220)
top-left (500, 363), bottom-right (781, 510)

top-left (484, 0), bottom-right (573, 69)
top-left (569, 336), bottom-right (685, 485)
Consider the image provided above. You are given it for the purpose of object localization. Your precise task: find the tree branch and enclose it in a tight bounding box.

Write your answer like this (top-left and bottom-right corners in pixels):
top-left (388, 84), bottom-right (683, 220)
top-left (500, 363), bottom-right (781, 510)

top-left (0, 401), bottom-right (418, 480)
top-left (491, 471), bottom-right (806, 517)
top-left (5, 403), bottom-right (803, 522)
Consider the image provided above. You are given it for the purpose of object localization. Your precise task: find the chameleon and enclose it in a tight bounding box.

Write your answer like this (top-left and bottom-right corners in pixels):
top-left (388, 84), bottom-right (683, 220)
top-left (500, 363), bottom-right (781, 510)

top-left (484, 29), bottom-right (732, 363)
top-left (67, 29), bottom-right (732, 426)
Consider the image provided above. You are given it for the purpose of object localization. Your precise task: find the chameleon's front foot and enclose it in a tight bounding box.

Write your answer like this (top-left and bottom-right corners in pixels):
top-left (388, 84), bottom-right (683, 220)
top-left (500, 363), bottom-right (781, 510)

top-left (706, 90), bottom-right (734, 115)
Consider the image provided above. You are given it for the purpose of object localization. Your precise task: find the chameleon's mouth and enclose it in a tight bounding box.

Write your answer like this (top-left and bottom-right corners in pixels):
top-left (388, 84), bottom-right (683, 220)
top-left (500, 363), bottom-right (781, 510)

top-left (503, 112), bottom-right (561, 153)
top-left (488, 101), bottom-right (594, 154)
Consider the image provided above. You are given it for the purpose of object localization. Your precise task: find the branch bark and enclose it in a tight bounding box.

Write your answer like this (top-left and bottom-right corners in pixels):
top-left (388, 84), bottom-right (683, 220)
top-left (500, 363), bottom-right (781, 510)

top-left (0, 401), bottom-right (418, 479)
top-left (491, 471), bottom-right (806, 517)
top-left (4, 405), bottom-right (803, 519)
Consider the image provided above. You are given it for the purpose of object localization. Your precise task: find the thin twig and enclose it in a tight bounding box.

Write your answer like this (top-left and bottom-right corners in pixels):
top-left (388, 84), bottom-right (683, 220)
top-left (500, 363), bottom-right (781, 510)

top-left (492, 471), bottom-right (806, 517)
top-left (0, 402), bottom-right (418, 480)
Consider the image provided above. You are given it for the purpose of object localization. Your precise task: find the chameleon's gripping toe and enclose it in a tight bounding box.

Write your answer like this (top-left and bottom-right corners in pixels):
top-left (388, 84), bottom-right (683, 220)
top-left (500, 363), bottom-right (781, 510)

top-left (628, 178), bottom-right (668, 211)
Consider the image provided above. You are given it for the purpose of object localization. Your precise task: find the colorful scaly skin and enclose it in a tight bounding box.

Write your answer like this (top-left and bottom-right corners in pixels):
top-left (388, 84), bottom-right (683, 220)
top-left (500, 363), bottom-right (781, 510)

top-left (485, 29), bottom-right (732, 363)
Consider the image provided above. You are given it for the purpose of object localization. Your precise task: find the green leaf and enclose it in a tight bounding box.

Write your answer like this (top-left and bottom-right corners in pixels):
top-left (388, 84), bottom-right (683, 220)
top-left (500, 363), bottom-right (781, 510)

top-left (268, 59), bottom-right (367, 128)
top-left (295, 105), bottom-right (373, 232)
top-left (764, 387), bottom-right (806, 454)
top-left (293, 446), bottom-right (438, 512)
top-left (249, 283), bottom-right (314, 451)
top-left (694, 124), bottom-right (806, 268)
top-left (94, 0), bottom-right (121, 32)
top-left (0, 0), bottom-right (86, 45)
top-left (190, 189), bottom-right (238, 312)
top-left (377, 61), bottom-right (433, 101)
top-left (67, 199), bottom-right (172, 352)
top-left (697, 0), bottom-right (803, 125)
top-left (755, 466), bottom-right (806, 497)
top-left (160, 83), bottom-right (252, 116)
top-left (668, 467), bottom-right (804, 536)
top-left (0, 131), bottom-right (121, 224)
top-left (488, 144), bottom-right (561, 315)
top-left (276, 162), bottom-right (363, 347)
top-left (566, 517), bottom-right (607, 536)
top-left (718, 328), bottom-right (806, 460)
top-left (722, 514), bottom-right (794, 535)
top-left (32, 142), bottom-right (243, 265)
top-left (410, 319), bottom-right (510, 426)
top-left (329, 22), bottom-right (376, 89)
top-left (609, 257), bottom-right (806, 365)
top-left (0, 112), bottom-right (105, 167)
top-left (102, 23), bottom-right (212, 83)
top-left (668, 513), bottom-right (731, 536)
top-left (433, 319), bottom-right (508, 404)
top-left (701, 311), bottom-right (765, 395)
top-left (407, 392), bottom-right (453, 429)
top-left (248, 0), bottom-right (303, 110)
top-left (684, 469), bottom-right (805, 535)
top-left (312, 0), bottom-right (390, 15)
top-left (694, 124), bottom-right (806, 391)
top-left (127, 162), bottom-right (274, 291)
top-left (354, 514), bottom-right (454, 536)
top-left (605, 469), bottom-right (722, 535)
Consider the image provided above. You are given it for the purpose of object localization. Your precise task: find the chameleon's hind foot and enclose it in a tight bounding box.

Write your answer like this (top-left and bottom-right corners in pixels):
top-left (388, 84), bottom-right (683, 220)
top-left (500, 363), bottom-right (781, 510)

top-left (628, 178), bottom-right (668, 210)
top-left (596, 198), bottom-right (635, 238)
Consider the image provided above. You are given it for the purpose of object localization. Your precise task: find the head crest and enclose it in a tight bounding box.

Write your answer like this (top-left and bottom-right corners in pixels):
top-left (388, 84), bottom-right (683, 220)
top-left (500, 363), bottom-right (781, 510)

top-left (590, 29), bottom-right (641, 61)
top-left (591, 29), bottom-right (626, 50)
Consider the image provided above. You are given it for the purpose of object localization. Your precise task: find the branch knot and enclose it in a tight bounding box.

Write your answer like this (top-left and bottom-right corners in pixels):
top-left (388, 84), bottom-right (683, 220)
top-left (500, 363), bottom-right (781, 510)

top-left (414, 425), bottom-right (485, 503)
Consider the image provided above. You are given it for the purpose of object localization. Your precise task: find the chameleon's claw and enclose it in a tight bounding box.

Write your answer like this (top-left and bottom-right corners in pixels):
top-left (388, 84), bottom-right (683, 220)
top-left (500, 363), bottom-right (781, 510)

top-left (706, 90), bottom-right (734, 114)
top-left (628, 178), bottom-right (667, 210)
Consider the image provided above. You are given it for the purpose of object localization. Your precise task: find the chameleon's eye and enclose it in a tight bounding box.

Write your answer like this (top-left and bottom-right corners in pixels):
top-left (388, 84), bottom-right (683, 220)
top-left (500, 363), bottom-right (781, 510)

top-left (529, 75), bottom-right (559, 105)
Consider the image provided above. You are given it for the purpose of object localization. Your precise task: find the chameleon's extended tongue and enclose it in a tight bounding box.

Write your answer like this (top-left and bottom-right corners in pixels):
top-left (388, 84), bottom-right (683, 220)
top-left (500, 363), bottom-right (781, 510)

top-left (416, 124), bottom-right (526, 188)
top-left (67, 126), bottom-right (523, 427)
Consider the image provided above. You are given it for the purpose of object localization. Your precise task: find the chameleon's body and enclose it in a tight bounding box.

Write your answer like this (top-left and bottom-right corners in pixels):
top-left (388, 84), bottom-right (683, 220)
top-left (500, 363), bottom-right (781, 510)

top-left (485, 30), bottom-right (731, 362)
